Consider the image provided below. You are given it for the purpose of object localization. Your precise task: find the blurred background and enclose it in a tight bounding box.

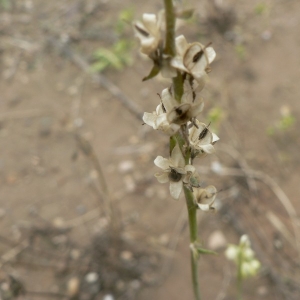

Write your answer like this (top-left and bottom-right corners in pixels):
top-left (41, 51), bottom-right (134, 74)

top-left (0, 0), bottom-right (300, 299)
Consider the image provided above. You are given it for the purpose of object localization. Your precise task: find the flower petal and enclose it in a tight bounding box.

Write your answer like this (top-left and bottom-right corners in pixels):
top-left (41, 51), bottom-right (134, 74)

top-left (185, 164), bottom-right (195, 173)
top-left (161, 88), bottom-right (177, 112)
top-left (171, 144), bottom-right (185, 168)
top-left (155, 172), bottom-right (169, 183)
top-left (169, 181), bottom-right (183, 199)
top-left (190, 102), bottom-right (204, 118)
top-left (206, 46), bottom-right (216, 64)
top-left (154, 156), bottom-right (170, 170)
top-left (184, 43), bottom-right (208, 74)
top-left (143, 112), bottom-right (156, 128)
top-left (142, 14), bottom-right (158, 35)
top-left (175, 35), bottom-right (189, 57)
top-left (200, 144), bottom-right (215, 154)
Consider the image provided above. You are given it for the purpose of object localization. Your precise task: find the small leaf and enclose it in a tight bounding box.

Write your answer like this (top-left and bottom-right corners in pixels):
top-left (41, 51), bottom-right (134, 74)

top-left (176, 9), bottom-right (194, 20)
top-left (189, 175), bottom-right (201, 188)
top-left (194, 243), bottom-right (218, 255)
top-left (142, 64), bottom-right (160, 81)
top-left (169, 136), bottom-right (177, 156)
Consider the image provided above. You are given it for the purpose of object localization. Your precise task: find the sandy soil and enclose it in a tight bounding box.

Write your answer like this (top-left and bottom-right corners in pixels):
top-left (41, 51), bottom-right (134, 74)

top-left (1, 0), bottom-right (300, 299)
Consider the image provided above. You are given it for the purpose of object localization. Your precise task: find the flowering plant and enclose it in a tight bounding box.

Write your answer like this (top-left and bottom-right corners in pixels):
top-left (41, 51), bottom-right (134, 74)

top-left (134, 1), bottom-right (219, 299)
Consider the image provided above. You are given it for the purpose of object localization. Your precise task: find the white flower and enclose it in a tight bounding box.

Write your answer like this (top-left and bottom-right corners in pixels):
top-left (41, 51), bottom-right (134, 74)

top-left (171, 35), bottom-right (216, 88)
top-left (133, 13), bottom-right (162, 55)
top-left (240, 234), bottom-right (251, 248)
top-left (225, 245), bottom-right (238, 260)
top-left (241, 260), bottom-right (261, 278)
top-left (143, 103), bottom-right (180, 135)
top-left (225, 235), bottom-right (261, 279)
top-left (161, 80), bottom-right (204, 125)
top-left (193, 185), bottom-right (217, 211)
top-left (189, 119), bottom-right (219, 158)
top-left (154, 144), bottom-right (195, 199)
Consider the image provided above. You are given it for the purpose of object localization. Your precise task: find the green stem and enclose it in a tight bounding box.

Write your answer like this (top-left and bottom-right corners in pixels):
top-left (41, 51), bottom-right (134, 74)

top-left (164, 0), bottom-right (183, 103)
top-left (163, 1), bottom-right (200, 299)
top-left (184, 186), bottom-right (201, 300)
top-left (237, 250), bottom-right (243, 300)
top-left (173, 71), bottom-right (184, 103)
top-left (163, 0), bottom-right (176, 57)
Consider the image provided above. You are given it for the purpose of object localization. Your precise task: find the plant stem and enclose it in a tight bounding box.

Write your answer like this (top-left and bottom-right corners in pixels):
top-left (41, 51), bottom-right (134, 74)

top-left (173, 71), bottom-right (184, 103)
top-left (164, 1), bottom-right (201, 299)
top-left (184, 186), bottom-right (201, 300)
top-left (237, 250), bottom-right (243, 300)
top-left (163, 0), bottom-right (176, 57)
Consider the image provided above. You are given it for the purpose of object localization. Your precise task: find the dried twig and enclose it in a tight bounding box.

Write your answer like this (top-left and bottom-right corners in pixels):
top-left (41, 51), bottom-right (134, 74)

top-left (0, 241), bottom-right (29, 268)
top-left (47, 37), bottom-right (143, 121)
top-left (75, 133), bottom-right (121, 233)
top-left (199, 164), bottom-right (300, 255)
top-left (0, 109), bottom-right (51, 121)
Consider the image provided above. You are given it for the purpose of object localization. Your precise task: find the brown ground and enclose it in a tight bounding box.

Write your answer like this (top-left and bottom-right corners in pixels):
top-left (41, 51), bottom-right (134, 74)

top-left (1, 0), bottom-right (300, 299)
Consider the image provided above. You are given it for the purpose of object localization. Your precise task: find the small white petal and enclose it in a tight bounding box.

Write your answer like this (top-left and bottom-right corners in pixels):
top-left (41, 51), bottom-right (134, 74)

top-left (175, 35), bottom-right (189, 57)
top-left (184, 43), bottom-right (208, 73)
top-left (200, 144), bottom-right (215, 154)
top-left (143, 112), bottom-right (156, 128)
top-left (171, 145), bottom-right (185, 168)
top-left (212, 133), bottom-right (220, 143)
top-left (142, 14), bottom-right (157, 34)
top-left (225, 245), bottom-right (238, 260)
top-left (169, 181), bottom-right (183, 199)
top-left (155, 113), bottom-right (167, 128)
top-left (155, 172), bottom-right (169, 183)
top-left (206, 47), bottom-right (216, 64)
top-left (197, 202), bottom-right (211, 211)
top-left (240, 235), bottom-right (251, 248)
top-left (154, 156), bottom-right (170, 170)
top-left (185, 165), bottom-right (195, 173)
top-left (161, 88), bottom-right (177, 112)
top-left (190, 102), bottom-right (204, 118)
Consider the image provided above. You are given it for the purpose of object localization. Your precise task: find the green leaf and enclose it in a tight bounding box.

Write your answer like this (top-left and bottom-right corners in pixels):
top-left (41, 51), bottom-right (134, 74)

top-left (194, 243), bottom-right (218, 255)
top-left (169, 136), bottom-right (177, 156)
top-left (142, 64), bottom-right (160, 81)
top-left (176, 9), bottom-right (194, 20)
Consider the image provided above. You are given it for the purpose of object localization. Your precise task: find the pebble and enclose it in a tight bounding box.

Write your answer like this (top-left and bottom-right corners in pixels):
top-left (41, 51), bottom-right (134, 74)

top-left (52, 217), bottom-right (66, 229)
top-left (130, 279), bottom-right (141, 290)
top-left (124, 175), bottom-right (136, 192)
top-left (158, 234), bottom-right (169, 246)
top-left (207, 230), bottom-right (227, 250)
top-left (118, 160), bottom-right (134, 173)
top-left (211, 161), bottom-right (223, 174)
top-left (70, 249), bottom-right (81, 260)
top-left (257, 285), bottom-right (268, 296)
top-left (67, 277), bottom-right (80, 297)
top-left (85, 272), bottom-right (99, 283)
top-left (103, 295), bottom-right (114, 300)
top-left (120, 251), bottom-right (133, 262)
top-left (261, 30), bottom-right (272, 41)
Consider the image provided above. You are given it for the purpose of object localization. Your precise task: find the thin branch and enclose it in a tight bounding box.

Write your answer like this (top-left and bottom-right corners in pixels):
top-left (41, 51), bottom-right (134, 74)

top-left (47, 37), bottom-right (143, 121)
top-left (198, 164), bottom-right (300, 256)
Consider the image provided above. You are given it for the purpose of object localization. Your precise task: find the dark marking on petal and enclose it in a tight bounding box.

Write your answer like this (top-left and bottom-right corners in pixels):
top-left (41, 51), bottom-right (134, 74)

top-left (168, 168), bottom-right (182, 182)
top-left (191, 119), bottom-right (199, 129)
top-left (134, 24), bottom-right (149, 37)
top-left (199, 122), bottom-right (211, 140)
top-left (175, 107), bottom-right (183, 115)
top-left (193, 49), bottom-right (204, 63)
